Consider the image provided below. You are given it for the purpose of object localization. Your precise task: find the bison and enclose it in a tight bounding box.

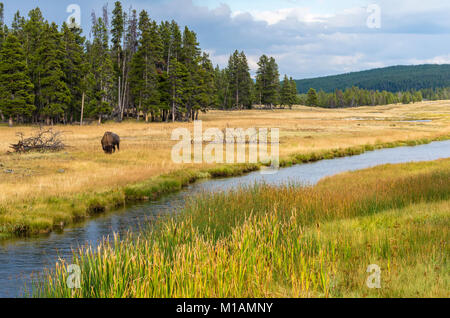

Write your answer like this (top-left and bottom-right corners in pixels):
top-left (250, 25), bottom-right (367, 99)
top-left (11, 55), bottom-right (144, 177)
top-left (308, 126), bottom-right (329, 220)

top-left (101, 132), bottom-right (120, 154)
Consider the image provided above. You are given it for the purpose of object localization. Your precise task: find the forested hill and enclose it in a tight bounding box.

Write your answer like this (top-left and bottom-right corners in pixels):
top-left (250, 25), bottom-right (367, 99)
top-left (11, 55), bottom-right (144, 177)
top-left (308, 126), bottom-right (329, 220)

top-left (294, 64), bottom-right (450, 93)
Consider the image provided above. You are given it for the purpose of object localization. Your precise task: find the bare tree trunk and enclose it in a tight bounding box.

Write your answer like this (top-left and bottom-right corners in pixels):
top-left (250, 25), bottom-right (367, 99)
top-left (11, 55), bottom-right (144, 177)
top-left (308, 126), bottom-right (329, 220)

top-left (172, 100), bottom-right (175, 122)
top-left (80, 91), bottom-right (85, 126)
top-left (137, 98), bottom-right (141, 122)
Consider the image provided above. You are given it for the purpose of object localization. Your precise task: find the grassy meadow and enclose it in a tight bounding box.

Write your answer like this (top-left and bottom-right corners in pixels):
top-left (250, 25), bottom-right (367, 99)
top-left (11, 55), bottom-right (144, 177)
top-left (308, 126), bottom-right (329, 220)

top-left (0, 101), bottom-right (449, 238)
top-left (35, 159), bottom-right (450, 298)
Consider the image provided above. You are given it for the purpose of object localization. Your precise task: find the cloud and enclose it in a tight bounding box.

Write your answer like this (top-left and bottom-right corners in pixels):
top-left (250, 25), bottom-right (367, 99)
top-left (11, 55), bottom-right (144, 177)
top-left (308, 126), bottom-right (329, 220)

top-left (232, 7), bottom-right (332, 25)
top-left (5, 0), bottom-right (450, 78)
top-left (409, 55), bottom-right (450, 65)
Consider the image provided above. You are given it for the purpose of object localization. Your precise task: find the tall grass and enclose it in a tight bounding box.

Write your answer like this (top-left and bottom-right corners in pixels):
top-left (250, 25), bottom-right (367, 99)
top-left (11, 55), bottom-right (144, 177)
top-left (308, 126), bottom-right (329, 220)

top-left (35, 159), bottom-right (450, 297)
top-left (1, 134), bottom-right (449, 239)
top-left (1, 101), bottom-right (449, 238)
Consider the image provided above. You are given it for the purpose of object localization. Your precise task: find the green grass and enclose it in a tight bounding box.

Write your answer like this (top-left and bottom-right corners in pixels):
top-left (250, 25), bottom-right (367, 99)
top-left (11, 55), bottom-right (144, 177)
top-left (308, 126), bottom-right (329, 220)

top-left (1, 134), bottom-right (448, 239)
top-left (34, 159), bottom-right (450, 298)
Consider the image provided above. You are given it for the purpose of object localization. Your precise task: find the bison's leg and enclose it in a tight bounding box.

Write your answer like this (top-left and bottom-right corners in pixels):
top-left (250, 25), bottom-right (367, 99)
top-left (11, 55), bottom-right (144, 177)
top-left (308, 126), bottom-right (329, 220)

top-left (117, 142), bottom-right (120, 151)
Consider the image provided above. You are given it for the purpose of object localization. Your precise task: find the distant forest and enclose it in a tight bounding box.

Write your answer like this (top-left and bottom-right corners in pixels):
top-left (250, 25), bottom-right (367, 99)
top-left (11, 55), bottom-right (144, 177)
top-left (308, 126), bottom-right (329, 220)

top-left (298, 86), bottom-right (450, 109)
top-left (294, 65), bottom-right (450, 94)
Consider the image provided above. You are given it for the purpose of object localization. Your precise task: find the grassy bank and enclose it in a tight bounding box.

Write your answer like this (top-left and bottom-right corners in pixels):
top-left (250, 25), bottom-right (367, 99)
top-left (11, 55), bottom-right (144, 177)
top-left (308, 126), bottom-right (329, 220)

top-left (35, 159), bottom-right (450, 298)
top-left (1, 134), bottom-right (449, 239)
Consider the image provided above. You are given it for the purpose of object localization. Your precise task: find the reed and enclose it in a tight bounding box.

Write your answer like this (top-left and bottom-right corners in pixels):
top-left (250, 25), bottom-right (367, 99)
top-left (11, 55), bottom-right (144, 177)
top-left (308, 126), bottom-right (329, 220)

top-left (35, 159), bottom-right (450, 298)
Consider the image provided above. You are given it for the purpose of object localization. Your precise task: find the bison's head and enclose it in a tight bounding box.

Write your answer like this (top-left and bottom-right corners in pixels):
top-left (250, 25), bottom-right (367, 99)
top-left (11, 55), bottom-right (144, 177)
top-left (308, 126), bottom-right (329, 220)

top-left (103, 145), bottom-right (113, 154)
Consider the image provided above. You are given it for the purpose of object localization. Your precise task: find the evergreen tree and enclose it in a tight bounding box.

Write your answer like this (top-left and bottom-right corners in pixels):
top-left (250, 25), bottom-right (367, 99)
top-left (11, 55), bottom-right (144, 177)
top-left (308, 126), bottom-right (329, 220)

top-left (0, 3), bottom-right (6, 47)
top-left (61, 21), bottom-right (86, 123)
top-left (24, 8), bottom-right (45, 122)
top-left (280, 74), bottom-right (291, 108)
top-left (111, 1), bottom-right (129, 120)
top-left (11, 11), bottom-right (25, 39)
top-left (401, 92), bottom-right (412, 104)
top-left (306, 88), bottom-right (318, 106)
top-left (256, 55), bottom-right (280, 108)
top-left (0, 34), bottom-right (35, 126)
top-left (198, 53), bottom-right (218, 113)
top-left (214, 65), bottom-right (228, 109)
top-left (226, 50), bottom-right (253, 109)
top-left (86, 17), bottom-right (114, 124)
top-left (166, 21), bottom-right (184, 121)
top-left (39, 23), bottom-right (71, 125)
top-left (289, 77), bottom-right (298, 108)
top-left (130, 10), bottom-right (162, 122)
top-left (181, 26), bottom-right (202, 120)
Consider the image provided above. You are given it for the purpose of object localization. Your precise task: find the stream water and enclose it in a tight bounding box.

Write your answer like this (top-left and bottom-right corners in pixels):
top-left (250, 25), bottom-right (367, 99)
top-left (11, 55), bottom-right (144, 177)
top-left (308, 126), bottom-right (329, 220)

top-left (0, 140), bottom-right (449, 297)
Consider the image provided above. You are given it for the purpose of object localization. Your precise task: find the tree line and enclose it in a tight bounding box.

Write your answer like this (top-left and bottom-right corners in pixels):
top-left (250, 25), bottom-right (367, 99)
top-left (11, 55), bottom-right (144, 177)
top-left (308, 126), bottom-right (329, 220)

top-left (0, 2), bottom-right (298, 127)
top-left (294, 64), bottom-right (450, 94)
top-left (299, 86), bottom-right (450, 108)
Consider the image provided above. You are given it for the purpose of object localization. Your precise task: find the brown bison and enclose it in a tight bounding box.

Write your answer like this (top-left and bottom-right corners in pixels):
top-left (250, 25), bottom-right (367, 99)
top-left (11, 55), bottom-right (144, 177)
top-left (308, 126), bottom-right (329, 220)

top-left (101, 132), bottom-right (120, 154)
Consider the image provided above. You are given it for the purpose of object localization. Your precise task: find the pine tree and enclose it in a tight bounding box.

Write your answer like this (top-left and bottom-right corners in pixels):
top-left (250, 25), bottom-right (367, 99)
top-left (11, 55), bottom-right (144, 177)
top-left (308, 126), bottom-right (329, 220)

top-left (0, 34), bottom-right (35, 126)
top-left (111, 1), bottom-right (128, 120)
top-left (61, 21), bottom-right (86, 123)
top-left (181, 26), bottom-right (202, 121)
top-left (11, 11), bottom-right (25, 39)
top-left (24, 8), bottom-right (45, 122)
top-left (280, 76), bottom-right (298, 109)
top-left (86, 17), bottom-right (114, 124)
top-left (0, 3), bottom-right (6, 47)
top-left (130, 10), bottom-right (162, 122)
top-left (289, 77), bottom-right (298, 108)
top-left (256, 55), bottom-right (280, 108)
top-left (225, 50), bottom-right (253, 109)
top-left (167, 21), bottom-right (184, 121)
top-left (280, 74), bottom-right (291, 108)
top-left (306, 88), bottom-right (318, 106)
top-left (39, 23), bottom-right (71, 125)
top-left (214, 65), bottom-right (228, 109)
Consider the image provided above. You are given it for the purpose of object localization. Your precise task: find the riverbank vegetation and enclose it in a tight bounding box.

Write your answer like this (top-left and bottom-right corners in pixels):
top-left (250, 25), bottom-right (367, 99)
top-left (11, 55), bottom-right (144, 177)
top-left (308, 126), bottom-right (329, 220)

top-left (35, 159), bottom-right (450, 297)
top-left (0, 102), bottom-right (449, 238)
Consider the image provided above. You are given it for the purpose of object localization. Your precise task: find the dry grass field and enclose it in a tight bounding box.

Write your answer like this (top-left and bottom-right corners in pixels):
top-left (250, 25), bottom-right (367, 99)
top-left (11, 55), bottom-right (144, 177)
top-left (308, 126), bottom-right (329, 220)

top-left (0, 101), bottom-right (449, 236)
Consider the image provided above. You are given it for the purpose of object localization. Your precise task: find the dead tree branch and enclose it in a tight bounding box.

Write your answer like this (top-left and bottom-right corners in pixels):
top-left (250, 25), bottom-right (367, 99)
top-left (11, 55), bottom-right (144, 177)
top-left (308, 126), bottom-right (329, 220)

top-left (9, 129), bottom-right (66, 153)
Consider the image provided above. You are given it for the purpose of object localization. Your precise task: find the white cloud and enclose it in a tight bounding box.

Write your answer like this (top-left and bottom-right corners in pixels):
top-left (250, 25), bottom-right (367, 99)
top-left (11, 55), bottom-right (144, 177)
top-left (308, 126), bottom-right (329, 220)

top-left (232, 7), bottom-right (332, 25)
top-left (409, 55), bottom-right (450, 65)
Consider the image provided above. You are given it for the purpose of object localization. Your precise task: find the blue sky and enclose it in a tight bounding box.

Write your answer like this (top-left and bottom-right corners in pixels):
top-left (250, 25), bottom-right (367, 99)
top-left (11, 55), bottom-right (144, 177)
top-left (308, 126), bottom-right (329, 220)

top-left (3, 0), bottom-right (450, 79)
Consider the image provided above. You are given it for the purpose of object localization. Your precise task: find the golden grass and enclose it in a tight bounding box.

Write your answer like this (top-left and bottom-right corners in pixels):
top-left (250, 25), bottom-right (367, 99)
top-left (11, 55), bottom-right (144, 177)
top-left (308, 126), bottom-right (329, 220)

top-left (0, 101), bottom-right (449, 236)
top-left (35, 159), bottom-right (450, 298)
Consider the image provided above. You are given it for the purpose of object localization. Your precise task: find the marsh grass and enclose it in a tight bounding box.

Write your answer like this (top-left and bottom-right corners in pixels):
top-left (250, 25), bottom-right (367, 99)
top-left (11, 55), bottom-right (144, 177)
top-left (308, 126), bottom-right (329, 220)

top-left (1, 101), bottom-right (449, 237)
top-left (35, 159), bottom-right (450, 298)
top-left (1, 134), bottom-right (448, 238)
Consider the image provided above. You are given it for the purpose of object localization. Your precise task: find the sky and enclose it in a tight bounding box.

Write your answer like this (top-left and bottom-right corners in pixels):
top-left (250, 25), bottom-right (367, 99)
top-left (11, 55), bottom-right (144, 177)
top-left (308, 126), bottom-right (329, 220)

top-left (2, 0), bottom-right (450, 79)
